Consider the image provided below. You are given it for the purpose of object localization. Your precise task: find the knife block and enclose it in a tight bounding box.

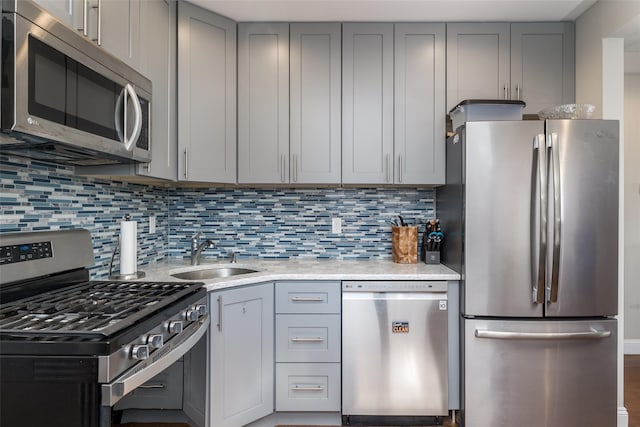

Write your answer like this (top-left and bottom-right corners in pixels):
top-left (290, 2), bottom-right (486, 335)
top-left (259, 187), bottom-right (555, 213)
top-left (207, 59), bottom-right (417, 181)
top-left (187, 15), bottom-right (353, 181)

top-left (391, 225), bottom-right (418, 264)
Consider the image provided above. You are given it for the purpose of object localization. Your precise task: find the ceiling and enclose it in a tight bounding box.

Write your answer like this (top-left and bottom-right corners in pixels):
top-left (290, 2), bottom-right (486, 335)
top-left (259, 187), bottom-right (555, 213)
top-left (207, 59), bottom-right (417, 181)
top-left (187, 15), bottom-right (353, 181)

top-left (188, 0), bottom-right (597, 22)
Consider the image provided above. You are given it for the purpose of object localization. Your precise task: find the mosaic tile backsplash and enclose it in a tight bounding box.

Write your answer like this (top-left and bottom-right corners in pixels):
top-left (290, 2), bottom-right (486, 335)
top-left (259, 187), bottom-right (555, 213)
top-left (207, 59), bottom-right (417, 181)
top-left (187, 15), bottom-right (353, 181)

top-left (1, 155), bottom-right (170, 277)
top-left (1, 154), bottom-right (435, 276)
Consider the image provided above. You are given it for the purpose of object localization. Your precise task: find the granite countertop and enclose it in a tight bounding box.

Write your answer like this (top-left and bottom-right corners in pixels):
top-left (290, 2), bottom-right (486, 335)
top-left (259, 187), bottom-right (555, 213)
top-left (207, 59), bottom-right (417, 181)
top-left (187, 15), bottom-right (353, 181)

top-left (139, 259), bottom-right (460, 291)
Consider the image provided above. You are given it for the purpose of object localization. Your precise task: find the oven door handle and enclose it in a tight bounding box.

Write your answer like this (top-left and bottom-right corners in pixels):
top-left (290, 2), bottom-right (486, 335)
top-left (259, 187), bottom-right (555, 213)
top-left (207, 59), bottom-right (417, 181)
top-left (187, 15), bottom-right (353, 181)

top-left (101, 315), bottom-right (209, 406)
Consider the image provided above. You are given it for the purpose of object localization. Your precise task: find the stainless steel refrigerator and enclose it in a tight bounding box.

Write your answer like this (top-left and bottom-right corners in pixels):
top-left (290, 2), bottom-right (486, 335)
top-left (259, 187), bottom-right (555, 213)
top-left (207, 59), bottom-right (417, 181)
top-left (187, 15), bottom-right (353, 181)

top-left (439, 120), bottom-right (619, 427)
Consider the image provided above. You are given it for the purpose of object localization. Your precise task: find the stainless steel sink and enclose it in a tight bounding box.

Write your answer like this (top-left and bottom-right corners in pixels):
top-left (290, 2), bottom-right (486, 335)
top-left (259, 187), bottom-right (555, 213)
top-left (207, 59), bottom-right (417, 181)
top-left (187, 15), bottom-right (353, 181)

top-left (171, 267), bottom-right (258, 280)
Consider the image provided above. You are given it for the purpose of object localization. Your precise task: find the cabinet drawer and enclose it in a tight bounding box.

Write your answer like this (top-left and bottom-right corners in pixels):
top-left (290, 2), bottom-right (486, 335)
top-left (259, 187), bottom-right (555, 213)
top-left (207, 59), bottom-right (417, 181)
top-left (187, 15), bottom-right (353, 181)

top-left (276, 281), bottom-right (341, 314)
top-left (276, 363), bottom-right (341, 412)
top-left (276, 314), bottom-right (341, 362)
top-left (113, 360), bottom-right (183, 410)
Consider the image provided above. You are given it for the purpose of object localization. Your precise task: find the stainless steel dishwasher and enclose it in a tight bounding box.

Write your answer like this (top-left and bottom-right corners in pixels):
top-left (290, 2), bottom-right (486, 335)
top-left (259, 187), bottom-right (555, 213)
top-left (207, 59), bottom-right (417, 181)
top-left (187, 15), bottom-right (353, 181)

top-left (342, 281), bottom-right (448, 424)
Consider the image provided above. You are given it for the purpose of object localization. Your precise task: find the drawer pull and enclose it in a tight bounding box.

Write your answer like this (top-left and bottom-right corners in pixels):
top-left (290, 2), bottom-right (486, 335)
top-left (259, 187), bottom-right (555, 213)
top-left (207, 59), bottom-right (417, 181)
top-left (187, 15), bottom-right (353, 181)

top-left (138, 384), bottom-right (166, 389)
top-left (291, 385), bottom-right (324, 391)
top-left (290, 297), bottom-right (324, 302)
top-left (291, 337), bottom-right (324, 343)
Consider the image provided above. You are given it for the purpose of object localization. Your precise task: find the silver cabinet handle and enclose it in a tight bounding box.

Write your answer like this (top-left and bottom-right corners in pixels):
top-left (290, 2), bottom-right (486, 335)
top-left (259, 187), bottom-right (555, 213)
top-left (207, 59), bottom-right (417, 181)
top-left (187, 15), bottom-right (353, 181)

top-left (280, 155), bottom-right (285, 183)
top-left (503, 83), bottom-right (509, 100)
top-left (292, 154), bottom-right (298, 183)
top-left (532, 134), bottom-right (546, 304)
top-left (548, 132), bottom-right (561, 303)
top-left (291, 385), bottom-right (324, 391)
top-left (93, 0), bottom-right (102, 45)
top-left (385, 154), bottom-right (390, 183)
top-left (290, 337), bottom-right (324, 342)
top-left (515, 83), bottom-right (521, 100)
top-left (290, 296), bottom-right (324, 302)
top-left (397, 155), bottom-right (402, 183)
top-left (217, 295), bottom-right (222, 331)
top-left (183, 149), bottom-right (188, 179)
top-left (80, 0), bottom-right (88, 36)
top-left (138, 384), bottom-right (166, 389)
top-left (476, 328), bottom-right (611, 340)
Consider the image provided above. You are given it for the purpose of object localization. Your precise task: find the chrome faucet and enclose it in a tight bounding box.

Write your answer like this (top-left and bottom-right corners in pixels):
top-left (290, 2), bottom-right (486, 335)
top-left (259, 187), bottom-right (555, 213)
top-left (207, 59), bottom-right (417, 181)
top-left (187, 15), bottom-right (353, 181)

top-left (191, 232), bottom-right (215, 266)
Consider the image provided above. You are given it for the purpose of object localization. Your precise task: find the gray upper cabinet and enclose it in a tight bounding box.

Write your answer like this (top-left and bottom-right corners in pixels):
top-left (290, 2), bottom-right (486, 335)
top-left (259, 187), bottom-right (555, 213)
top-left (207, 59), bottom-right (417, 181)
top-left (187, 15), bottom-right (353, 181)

top-left (238, 23), bottom-right (290, 184)
top-left (447, 22), bottom-right (575, 115)
top-left (510, 23), bottom-right (575, 115)
top-left (394, 23), bottom-right (446, 184)
top-left (99, 0), bottom-right (140, 69)
top-left (33, 0), bottom-right (82, 28)
top-left (342, 23), bottom-right (394, 184)
top-left (178, 2), bottom-right (237, 183)
top-left (446, 23), bottom-right (511, 112)
top-left (290, 23), bottom-right (342, 184)
top-left (210, 283), bottom-right (274, 427)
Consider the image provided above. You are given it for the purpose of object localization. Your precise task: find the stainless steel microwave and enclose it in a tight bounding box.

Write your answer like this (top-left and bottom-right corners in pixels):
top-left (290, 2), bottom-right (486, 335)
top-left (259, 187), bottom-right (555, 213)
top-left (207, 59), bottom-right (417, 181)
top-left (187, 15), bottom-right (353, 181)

top-left (0, 0), bottom-right (151, 165)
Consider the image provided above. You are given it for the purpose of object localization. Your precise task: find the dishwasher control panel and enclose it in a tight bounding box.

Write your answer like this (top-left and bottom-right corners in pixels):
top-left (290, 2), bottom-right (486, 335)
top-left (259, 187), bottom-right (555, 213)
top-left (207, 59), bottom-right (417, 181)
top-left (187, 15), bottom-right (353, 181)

top-left (342, 281), bottom-right (447, 292)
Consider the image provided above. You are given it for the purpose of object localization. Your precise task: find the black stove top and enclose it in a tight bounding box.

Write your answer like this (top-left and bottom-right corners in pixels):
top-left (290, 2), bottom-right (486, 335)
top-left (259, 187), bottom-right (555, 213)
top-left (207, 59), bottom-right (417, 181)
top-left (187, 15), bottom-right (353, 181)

top-left (0, 280), bottom-right (204, 339)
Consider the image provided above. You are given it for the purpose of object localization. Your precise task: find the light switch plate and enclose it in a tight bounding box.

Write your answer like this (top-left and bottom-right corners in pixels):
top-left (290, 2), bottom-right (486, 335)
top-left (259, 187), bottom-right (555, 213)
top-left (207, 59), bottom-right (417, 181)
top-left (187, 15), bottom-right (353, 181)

top-left (332, 217), bottom-right (342, 234)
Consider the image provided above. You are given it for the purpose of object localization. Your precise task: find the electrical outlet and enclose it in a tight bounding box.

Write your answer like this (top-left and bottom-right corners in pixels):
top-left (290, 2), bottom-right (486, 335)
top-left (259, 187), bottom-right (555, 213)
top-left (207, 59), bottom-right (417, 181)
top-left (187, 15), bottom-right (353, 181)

top-left (332, 217), bottom-right (342, 234)
top-left (149, 216), bottom-right (156, 234)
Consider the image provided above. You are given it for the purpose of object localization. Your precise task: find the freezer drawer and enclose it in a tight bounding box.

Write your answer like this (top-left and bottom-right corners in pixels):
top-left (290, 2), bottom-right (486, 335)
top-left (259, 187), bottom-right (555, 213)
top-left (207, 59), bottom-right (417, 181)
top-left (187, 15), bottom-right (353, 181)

top-left (342, 291), bottom-right (448, 416)
top-left (463, 318), bottom-right (617, 427)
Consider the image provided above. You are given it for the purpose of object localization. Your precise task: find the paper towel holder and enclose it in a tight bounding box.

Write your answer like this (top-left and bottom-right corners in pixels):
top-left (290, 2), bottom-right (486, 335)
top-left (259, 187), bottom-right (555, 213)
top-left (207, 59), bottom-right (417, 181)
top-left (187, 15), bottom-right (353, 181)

top-left (109, 214), bottom-right (146, 280)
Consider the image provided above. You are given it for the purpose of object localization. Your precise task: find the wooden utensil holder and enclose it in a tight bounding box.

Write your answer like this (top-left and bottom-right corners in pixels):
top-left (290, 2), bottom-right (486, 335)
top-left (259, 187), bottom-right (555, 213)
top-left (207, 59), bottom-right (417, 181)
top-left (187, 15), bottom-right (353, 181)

top-left (391, 225), bottom-right (418, 264)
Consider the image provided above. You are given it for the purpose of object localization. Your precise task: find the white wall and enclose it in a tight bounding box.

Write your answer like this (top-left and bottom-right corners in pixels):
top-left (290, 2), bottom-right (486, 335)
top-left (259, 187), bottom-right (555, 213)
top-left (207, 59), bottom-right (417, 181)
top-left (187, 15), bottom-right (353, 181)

top-left (576, 2), bottom-right (640, 426)
top-left (625, 73), bottom-right (640, 347)
top-left (576, 0), bottom-right (640, 114)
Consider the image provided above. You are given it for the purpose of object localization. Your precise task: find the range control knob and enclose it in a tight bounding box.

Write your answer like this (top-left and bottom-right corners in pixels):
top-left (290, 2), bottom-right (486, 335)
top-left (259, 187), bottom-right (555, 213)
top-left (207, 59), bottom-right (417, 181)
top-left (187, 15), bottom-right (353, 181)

top-left (195, 304), bottom-right (208, 316)
top-left (184, 309), bottom-right (199, 322)
top-left (147, 334), bottom-right (164, 349)
top-left (131, 345), bottom-right (149, 360)
top-left (168, 320), bottom-right (183, 334)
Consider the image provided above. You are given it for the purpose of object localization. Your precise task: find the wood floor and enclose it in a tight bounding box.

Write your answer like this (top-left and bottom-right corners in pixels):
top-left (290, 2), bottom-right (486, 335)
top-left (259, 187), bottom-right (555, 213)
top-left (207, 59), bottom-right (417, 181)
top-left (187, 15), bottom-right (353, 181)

top-left (627, 355), bottom-right (640, 427)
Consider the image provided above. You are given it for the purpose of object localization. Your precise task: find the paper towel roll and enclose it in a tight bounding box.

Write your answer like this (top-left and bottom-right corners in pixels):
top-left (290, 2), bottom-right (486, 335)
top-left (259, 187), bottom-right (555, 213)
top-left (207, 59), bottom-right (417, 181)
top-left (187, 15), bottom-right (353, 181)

top-left (120, 219), bottom-right (137, 275)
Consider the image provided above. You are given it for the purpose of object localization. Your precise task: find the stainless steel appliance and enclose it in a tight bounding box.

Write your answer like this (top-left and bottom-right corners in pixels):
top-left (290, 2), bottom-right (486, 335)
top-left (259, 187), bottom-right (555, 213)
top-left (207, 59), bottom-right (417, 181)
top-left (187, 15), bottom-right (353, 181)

top-left (439, 120), bottom-right (619, 427)
top-left (0, 229), bottom-right (208, 427)
top-left (342, 281), bottom-right (449, 425)
top-left (1, 0), bottom-right (151, 165)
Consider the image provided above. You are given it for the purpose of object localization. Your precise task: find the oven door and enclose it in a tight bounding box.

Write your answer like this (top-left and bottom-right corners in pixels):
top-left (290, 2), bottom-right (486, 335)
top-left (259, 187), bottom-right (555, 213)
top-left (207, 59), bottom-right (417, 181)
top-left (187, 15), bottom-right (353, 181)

top-left (2, 11), bottom-right (150, 163)
top-left (102, 314), bottom-right (209, 407)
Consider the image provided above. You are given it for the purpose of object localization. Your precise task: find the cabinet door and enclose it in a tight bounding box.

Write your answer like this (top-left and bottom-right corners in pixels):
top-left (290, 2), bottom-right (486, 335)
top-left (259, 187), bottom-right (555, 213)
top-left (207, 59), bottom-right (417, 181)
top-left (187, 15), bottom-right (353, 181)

top-left (394, 23), bottom-right (446, 184)
top-left (210, 283), bottom-right (274, 427)
top-left (99, 0), bottom-right (140, 68)
top-left (290, 23), bottom-right (341, 184)
top-left (446, 23), bottom-right (510, 112)
top-left (136, 0), bottom-right (176, 181)
top-left (238, 23), bottom-right (289, 184)
top-left (178, 3), bottom-right (236, 183)
top-left (510, 23), bottom-right (575, 115)
top-left (33, 0), bottom-right (82, 28)
top-left (342, 23), bottom-right (394, 184)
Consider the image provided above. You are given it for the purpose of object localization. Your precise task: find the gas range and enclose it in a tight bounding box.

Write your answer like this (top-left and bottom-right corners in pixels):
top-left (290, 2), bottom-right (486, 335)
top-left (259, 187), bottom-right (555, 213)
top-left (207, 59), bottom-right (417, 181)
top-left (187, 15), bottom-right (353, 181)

top-left (0, 229), bottom-right (209, 427)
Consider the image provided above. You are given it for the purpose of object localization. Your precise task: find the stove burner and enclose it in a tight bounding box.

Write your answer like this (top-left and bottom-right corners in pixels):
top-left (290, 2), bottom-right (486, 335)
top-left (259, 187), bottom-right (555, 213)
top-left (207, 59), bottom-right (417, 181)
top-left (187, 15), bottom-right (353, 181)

top-left (0, 280), bottom-right (203, 338)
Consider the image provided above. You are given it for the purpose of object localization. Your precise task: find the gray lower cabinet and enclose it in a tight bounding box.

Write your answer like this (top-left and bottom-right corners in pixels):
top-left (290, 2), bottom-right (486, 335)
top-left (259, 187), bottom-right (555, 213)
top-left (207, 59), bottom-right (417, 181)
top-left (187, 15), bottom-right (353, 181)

top-left (446, 22), bottom-right (575, 115)
top-left (210, 283), bottom-right (274, 427)
top-left (275, 281), bottom-right (341, 412)
top-left (178, 2), bottom-right (237, 183)
top-left (113, 360), bottom-right (184, 410)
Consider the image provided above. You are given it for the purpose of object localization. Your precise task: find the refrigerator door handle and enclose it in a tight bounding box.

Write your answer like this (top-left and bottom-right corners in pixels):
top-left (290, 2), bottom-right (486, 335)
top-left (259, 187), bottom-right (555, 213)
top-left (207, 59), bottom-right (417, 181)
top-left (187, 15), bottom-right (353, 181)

top-left (548, 132), bottom-right (561, 303)
top-left (475, 328), bottom-right (611, 340)
top-left (532, 134), bottom-right (547, 304)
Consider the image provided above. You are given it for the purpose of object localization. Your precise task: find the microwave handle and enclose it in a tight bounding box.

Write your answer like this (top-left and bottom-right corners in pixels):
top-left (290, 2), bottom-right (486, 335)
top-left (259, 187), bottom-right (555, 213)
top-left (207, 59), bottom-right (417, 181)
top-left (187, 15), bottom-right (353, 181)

top-left (123, 83), bottom-right (143, 151)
